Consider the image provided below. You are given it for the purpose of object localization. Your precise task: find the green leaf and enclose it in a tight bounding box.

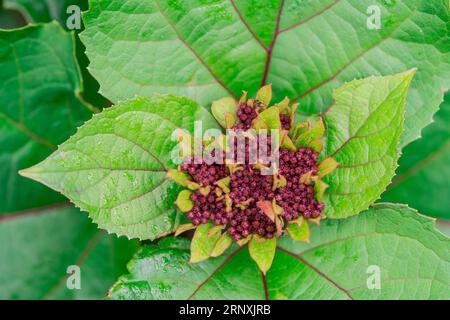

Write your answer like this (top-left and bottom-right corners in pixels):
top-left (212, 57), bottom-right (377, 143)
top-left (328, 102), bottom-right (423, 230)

top-left (190, 223), bottom-right (223, 263)
top-left (382, 92), bottom-right (450, 219)
top-left (317, 157), bottom-right (339, 177)
top-left (0, 204), bottom-right (138, 299)
top-left (248, 235), bottom-right (277, 274)
top-left (175, 190), bottom-right (194, 213)
top-left (20, 95), bottom-right (220, 240)
top-left (258, 106), bottom-right (281, 130)
top-left (211, 233), bottom-right (233, 258)
top-left (82, 0), bottom-right (450, 147)
top-left (286, 218), bottom-right (310, 242)
top-left (174, 223), bottom-right (196, 236)
top-left (256, 84), bottom-right (272, 106)
top-left (107, 204), bottom-right (450, 300)
top-left (211, 97), bottom-right (237, 128)
top-left (323, 71), bottom-right (414, 219)
top-left (167, 169), bottom-right (200, 190)
top-left (0, 23), bottom-right (92, 214)
top-left (294, 119), bottom-right (325, 151)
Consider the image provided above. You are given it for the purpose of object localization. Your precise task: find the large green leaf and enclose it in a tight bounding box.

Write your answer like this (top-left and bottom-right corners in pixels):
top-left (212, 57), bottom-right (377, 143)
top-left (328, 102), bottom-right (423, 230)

top-left (81, 0), bottom-right (450, 146)
top-left (20, 95), bottom-right (220, 240)
top-left (107, 203), bottom-right (450, 300)
top-left (0, 204), bottom-right (138, 299)
top-left (323, 71), bottom-right (414, 219)
top-left (382, 93), bottom-right (450, 219)
top-left (0, 23), bottom-right (92, 214)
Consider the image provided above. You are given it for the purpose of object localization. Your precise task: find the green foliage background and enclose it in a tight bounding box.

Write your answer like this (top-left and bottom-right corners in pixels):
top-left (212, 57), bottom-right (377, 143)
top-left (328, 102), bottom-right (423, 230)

top-left (0, 0), bottom-right (448, 299)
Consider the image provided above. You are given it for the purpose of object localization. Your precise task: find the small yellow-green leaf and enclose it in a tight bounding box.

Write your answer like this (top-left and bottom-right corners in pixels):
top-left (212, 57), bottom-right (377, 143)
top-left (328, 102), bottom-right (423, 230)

top-left (208, 225), bottom-right (224, 238)
top-left (236, 235), bottom-right (251, 246)
top-left (248, 235), bottom-right (277, 274)
top-left (278, 175), bottom-right (287, 188)
top-left (225, 194), bottom-right (233, 212)
top-left (256, 84), bottom-right (272, 106)
top-left (276, 97), bottom-right (290, 112)
top-left (281, 131), bottom-right (296, 151)
top-left (295, 118), bottom-right (325, 149)
top-left (199, 185), bottom-right (211, 196)
top-left (190, 223), bottom-right (222, 263)
top-left (236, 199), bottom-right (252, 210)
top-left (258, 106), bottom-right (281, 129)
top-left (216, 177), bottom-right (231, 193)
top-left (290, 121), bottom-right (309, 140)
top-left (211, 97), bottom-right (237, 128)
top-left (318, 157), bottom-right (339, 177)
top-left (251, 117), bottom-right (269, 131)
top-left (314, 179), bottom-right (329, 202)
top-left (238, 91), bottom-right (248, 105)
top-left (225, 112), bottom-right (237, 129)
top-left (272, 199), bottom-right (283, 216)
top-left (167, 169), bottom-right (200, 190)
top-left (300, 171), bottom-right (317, 185)
top-left (309, 138), bottom-right (323, 153)
top-left (175, 190), bottom-right (194, 212)
top-left (175, 223), bottom-right (196, 236)
top-left (287, 217), bottom-right (310, 242)
top-left (211, 233), bottom-right (233, 257)
top-left (272, 174), bottom-right (287, 190)
top-left (289, 103), bottom-right (299, 121)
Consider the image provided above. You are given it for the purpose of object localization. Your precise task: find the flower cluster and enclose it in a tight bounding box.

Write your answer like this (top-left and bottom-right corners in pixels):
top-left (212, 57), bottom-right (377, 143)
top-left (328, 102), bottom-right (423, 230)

top-left (233, 98), bottom-right (291, 131)
top-left (170, 85), bottom-right (338, 248)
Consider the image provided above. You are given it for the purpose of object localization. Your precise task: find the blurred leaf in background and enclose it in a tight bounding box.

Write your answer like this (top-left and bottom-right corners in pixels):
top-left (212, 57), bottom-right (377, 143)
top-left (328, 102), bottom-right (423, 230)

top-left (382, 93), bottom-right (450, 220)
top-left (0, 205), bottom-right (138, 299)
top-left (0, 21), bottom-right (137, 299)
top-left (1, 0), bottom-right (108, 108)
top-left (0, 22), bottom-right (91, 213)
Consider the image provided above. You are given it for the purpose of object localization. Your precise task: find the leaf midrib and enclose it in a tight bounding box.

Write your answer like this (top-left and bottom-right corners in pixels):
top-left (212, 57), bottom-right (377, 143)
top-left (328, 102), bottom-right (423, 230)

top-left (289, 8), bottom-right (418, 103)
top-left (0, 112), bottom-right (56, 150)
top-left (154, 0), bottom-right (237, 99)
top-left (185, 244), bottom-right (353, 300)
